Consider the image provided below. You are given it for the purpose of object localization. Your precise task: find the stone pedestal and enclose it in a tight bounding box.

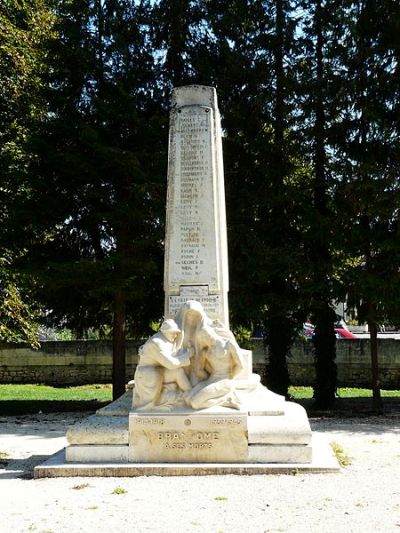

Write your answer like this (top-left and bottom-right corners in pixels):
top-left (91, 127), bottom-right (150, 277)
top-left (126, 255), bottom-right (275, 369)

top-left (65, 387), bottom-right (313, 466)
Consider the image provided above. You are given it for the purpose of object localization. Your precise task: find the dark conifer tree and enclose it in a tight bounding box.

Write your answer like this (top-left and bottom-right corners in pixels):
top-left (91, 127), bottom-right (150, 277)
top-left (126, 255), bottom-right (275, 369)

top-left (194, 0), bottom-right (274, 326)
top-left (195, 0), bottom-right (307, 395)
top-left (298, 0), bottom-right (344, 408)
top-left (18, 0), bottom-right (165, 398)
top-left (334, 0), bottom-right (400, 410)
top-left (257, 0), bottom-right (306, 396)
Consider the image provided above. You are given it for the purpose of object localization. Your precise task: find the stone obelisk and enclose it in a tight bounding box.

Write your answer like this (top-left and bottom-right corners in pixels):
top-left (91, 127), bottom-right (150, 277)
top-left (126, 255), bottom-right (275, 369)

top-left (164, 85), bottom-right (229, 326)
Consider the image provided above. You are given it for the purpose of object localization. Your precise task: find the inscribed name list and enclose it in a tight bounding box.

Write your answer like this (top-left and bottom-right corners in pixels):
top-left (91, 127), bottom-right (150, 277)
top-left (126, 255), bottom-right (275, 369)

top-left (167, 106), bottom-right (219, 291)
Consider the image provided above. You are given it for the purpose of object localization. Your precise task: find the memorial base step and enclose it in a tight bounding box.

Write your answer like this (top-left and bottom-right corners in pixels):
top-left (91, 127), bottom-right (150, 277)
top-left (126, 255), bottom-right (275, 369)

top-left (34, 435), bottom-right (339, 478)
top-left (65, 442), bottom-right (312, 464)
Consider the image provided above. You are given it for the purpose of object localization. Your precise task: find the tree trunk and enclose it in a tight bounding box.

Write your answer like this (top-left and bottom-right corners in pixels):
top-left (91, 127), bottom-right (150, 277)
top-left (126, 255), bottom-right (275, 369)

top-left (263, 313), bottom-right (291, 397)
top-left (112, 288), bottom-right (126, 400)
top-left (367, 307), bottom-right (383, 411)
top-left (311, 0), bottom-right (337, 409)
top-left (262, 0), bottom-right (291, 398)
top-left (313, 304), bottom-right (337, 409)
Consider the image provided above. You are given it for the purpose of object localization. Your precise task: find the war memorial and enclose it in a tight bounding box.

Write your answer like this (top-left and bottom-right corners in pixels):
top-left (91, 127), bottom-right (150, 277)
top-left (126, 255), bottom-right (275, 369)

top-left (35, 86), bottom-right (338, 477)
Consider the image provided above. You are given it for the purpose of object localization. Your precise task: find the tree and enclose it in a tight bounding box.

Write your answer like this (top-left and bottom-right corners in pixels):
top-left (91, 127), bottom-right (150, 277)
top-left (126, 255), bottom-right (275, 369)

top-left (12, 0), bottom-right (166, 399)
top-left (192, 0), bottom-right (275, 326)
top-left (0, 0), bottom-right (54, 346)
top-left (153, 0), bottom-right (205, 90)
top-left (255, 0), bottom-right (307, 396)
top-left (297, 0), bottom-right (347, 408)
top-left (183, 0), bottom-right (308, 395)
top-left (334, 0), bottom-right (400, 410)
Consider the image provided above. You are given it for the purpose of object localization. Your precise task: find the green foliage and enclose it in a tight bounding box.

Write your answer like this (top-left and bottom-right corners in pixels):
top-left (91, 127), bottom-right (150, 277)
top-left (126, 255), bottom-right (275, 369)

top-left (288, 387), bottom-right (400, 399)
top-left (0, 1), bottom-right (54, 346)
top-left (0, 0), bottom-right (54, 218)
top-left (230, 324), bottom-right (254, 350)
top-left (38, 327), bottom-right (76, 341)
top-left (0, 255), bottom-right (40, 347)
top-left (330, 441), bottom-right (352, 467)
top-left (0, 0), bottom-right (54, 152)
top-left (112, 487), bottom-right (127, 495)
top-left (331, 1), bottom-right (400, 405)
top-left (22, 0), bottom-right (166, 338)
top-left (0, 282), bottom-right (40, 347)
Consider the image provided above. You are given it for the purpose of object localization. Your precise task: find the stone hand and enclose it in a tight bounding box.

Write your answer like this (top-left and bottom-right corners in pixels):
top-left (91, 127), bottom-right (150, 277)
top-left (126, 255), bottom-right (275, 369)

top-left (178, 347), bottom-right (193, 367)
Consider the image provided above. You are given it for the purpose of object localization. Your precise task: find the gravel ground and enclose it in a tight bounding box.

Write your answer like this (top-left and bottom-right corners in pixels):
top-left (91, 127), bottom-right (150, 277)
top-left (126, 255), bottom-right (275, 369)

top-left (0, 412), bottom-right (399, 533)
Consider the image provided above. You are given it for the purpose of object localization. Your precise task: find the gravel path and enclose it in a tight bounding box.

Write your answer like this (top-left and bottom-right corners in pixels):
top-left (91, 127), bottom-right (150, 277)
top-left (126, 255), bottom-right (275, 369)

top-left (0, 412), bottom-right (399, 533)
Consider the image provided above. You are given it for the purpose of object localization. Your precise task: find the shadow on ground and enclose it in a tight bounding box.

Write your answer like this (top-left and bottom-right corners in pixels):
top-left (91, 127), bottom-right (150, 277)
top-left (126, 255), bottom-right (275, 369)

top-left (297, 397), bottom-right (400, 418)
top-left (309, 419), bottom-right (400, 436)
top-left (0, 400), bottom-right (109, 417)
top-left (1, 397), bottom-right (400, 418)
top-left (0, 455), bottom-right (49, 480)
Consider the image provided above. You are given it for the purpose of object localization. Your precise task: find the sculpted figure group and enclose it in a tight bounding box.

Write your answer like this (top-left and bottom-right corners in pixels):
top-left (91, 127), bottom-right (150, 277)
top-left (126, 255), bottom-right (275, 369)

top-left (132, 300), bottom-right (245, 412)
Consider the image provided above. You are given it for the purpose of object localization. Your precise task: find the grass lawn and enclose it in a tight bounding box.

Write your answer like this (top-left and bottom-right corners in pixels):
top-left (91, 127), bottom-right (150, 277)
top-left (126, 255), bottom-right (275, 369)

top-left (0, 384), bottom-right (112, 416)
top-left (289, 386), bottom-right (400, 399)
top-left (0, 384), bottom-right (112, 402)
top-left (0, 384), bottom-right (399, 415)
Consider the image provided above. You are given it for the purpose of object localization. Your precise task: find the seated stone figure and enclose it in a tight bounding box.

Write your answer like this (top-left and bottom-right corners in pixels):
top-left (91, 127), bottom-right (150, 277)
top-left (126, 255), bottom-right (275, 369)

top-left (186, 326), bottom-right (244, 410)
top-left (132, 319), bottom-right (193, 411)
top-left (174, 300), bottom-right (242, 385)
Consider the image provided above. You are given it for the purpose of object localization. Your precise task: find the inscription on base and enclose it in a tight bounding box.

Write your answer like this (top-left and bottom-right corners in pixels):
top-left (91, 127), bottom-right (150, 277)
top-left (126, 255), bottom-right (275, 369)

top-left (129, 413), bottom-right (248, 463)
top-left (169, 294), bottom-right (221, 317)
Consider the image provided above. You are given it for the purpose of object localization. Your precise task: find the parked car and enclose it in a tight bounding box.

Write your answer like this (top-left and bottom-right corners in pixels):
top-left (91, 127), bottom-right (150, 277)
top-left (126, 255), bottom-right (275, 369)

top-left (303, 327), bottom-right (357, 339)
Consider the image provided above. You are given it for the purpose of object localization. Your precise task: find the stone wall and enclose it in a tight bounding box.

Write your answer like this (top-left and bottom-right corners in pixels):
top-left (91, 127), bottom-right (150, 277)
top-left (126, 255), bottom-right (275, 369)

top-left (0, 338), bottom-right (399, 388)
top-left (0, 340), bottom-right (139, 386)
top-left (252, 338), bottom-right (400, 389)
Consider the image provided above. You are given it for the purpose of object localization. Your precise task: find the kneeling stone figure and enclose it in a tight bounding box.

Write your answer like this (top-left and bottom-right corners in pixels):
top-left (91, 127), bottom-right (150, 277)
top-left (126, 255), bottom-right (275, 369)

top-left (133, 319), bottom-right (193, 411)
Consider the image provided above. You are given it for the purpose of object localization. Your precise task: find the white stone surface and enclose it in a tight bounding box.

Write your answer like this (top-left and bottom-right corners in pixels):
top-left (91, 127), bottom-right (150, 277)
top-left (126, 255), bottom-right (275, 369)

top-left (129, 412), bottom-right (248, 463)
top-left (66, 445), bottom-right (129, 463)
top-left (96, 390), bottom-right (131, 416)
top-left (164, 85), bottom-right (229, 326)
top-left (9, 413), bottom-right (400, 533)
top-left (132, 319), bottom-right (193, 411)
top-left (66, 415), bottom-right (128, 445)
top-left (248, 443), bottom-right (313, 464)
top-left (238, 382), bottom-right (286, 415)
top-left (234, 349), bottom-right (253, 380)
top-left (248, 401), bottom-right (312, 444)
